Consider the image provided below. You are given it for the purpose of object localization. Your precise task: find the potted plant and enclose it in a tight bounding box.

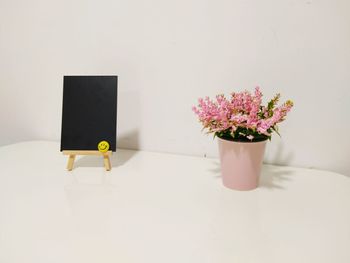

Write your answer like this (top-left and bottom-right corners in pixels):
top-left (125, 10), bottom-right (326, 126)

top-left (192, 87), bottom-right (293, 190)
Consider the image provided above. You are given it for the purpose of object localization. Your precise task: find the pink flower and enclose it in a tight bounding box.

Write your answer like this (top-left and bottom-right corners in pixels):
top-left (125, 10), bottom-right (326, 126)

top-left (256, 119), bottom-right (271, 135)
top-left (193, 87), bottom-right (293, 139)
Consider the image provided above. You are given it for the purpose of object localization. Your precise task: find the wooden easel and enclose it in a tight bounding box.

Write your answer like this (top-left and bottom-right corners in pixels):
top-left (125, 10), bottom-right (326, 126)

top-left (63, 150), bottom-right (112, 171)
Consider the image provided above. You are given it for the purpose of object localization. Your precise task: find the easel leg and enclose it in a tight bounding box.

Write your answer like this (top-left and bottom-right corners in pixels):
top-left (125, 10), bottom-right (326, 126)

top-left (67, 155), bottom-right (76, 171)
top-left (103, 154), bottom-right (111, 171)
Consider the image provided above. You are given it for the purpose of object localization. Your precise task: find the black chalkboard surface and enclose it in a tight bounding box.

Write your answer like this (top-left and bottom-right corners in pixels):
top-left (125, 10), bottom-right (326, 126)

top-left (60, 76), bottom-right (118, 152)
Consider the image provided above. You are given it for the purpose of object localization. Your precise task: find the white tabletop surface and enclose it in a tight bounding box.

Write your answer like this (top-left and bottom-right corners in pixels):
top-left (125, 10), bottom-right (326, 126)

top-left (0, 141), bottom-right (349, 263)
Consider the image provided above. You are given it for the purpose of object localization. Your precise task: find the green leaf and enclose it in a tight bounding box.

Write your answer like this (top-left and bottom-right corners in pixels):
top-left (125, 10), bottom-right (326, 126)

top-left (272, 125), bottom-right (281, 137)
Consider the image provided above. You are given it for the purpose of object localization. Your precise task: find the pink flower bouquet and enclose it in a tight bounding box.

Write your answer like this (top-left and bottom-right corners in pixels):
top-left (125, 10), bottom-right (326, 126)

top-left (192, 87), bottom-right (293, 142)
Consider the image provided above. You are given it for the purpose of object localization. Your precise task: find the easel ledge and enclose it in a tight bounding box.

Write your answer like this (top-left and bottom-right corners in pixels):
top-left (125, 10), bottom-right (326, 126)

top-left (62, 150), bottom-right (112, 171)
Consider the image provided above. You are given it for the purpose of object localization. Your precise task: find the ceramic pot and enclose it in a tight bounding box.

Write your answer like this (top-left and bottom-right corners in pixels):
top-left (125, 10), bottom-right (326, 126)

top-left (217, 137), bottom-right (267, 190)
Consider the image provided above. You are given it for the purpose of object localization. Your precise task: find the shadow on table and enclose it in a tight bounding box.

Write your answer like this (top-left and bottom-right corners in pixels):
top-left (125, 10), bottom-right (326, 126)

top-left (73, 149), bottom-right (138, 168)
top-left (208, 161), bottom-right (294, 190)
top-left (259, 165), bottom-right (294, 189)
top-left (74, 130), bottom-right (140, 169)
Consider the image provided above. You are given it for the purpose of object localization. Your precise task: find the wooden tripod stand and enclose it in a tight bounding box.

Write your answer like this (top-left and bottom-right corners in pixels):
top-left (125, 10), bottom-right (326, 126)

top-left (63, 150), bottom-right (112, 171)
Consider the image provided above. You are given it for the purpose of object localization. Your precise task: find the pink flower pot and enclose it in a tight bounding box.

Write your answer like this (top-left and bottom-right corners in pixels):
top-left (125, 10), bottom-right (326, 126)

top-left (218, 137), bottom-right (267, 191)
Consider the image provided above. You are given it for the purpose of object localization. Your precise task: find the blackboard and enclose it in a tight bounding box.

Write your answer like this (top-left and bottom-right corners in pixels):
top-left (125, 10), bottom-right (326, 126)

top-left (60, 76), bottom-right (118, 152)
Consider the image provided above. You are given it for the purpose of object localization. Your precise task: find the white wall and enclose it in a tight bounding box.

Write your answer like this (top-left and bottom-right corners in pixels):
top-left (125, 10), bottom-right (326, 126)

top-left (1, 0), bottom-right (350, 175)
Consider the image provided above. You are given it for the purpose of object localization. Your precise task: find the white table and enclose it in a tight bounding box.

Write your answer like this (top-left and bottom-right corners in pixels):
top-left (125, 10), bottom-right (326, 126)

top-left (0, 141), bottom-right (349, 263)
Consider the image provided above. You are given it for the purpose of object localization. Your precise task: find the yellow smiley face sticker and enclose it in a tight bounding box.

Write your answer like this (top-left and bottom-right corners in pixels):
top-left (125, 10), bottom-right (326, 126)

top-left (98, 141), bottom-right (110, 153)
